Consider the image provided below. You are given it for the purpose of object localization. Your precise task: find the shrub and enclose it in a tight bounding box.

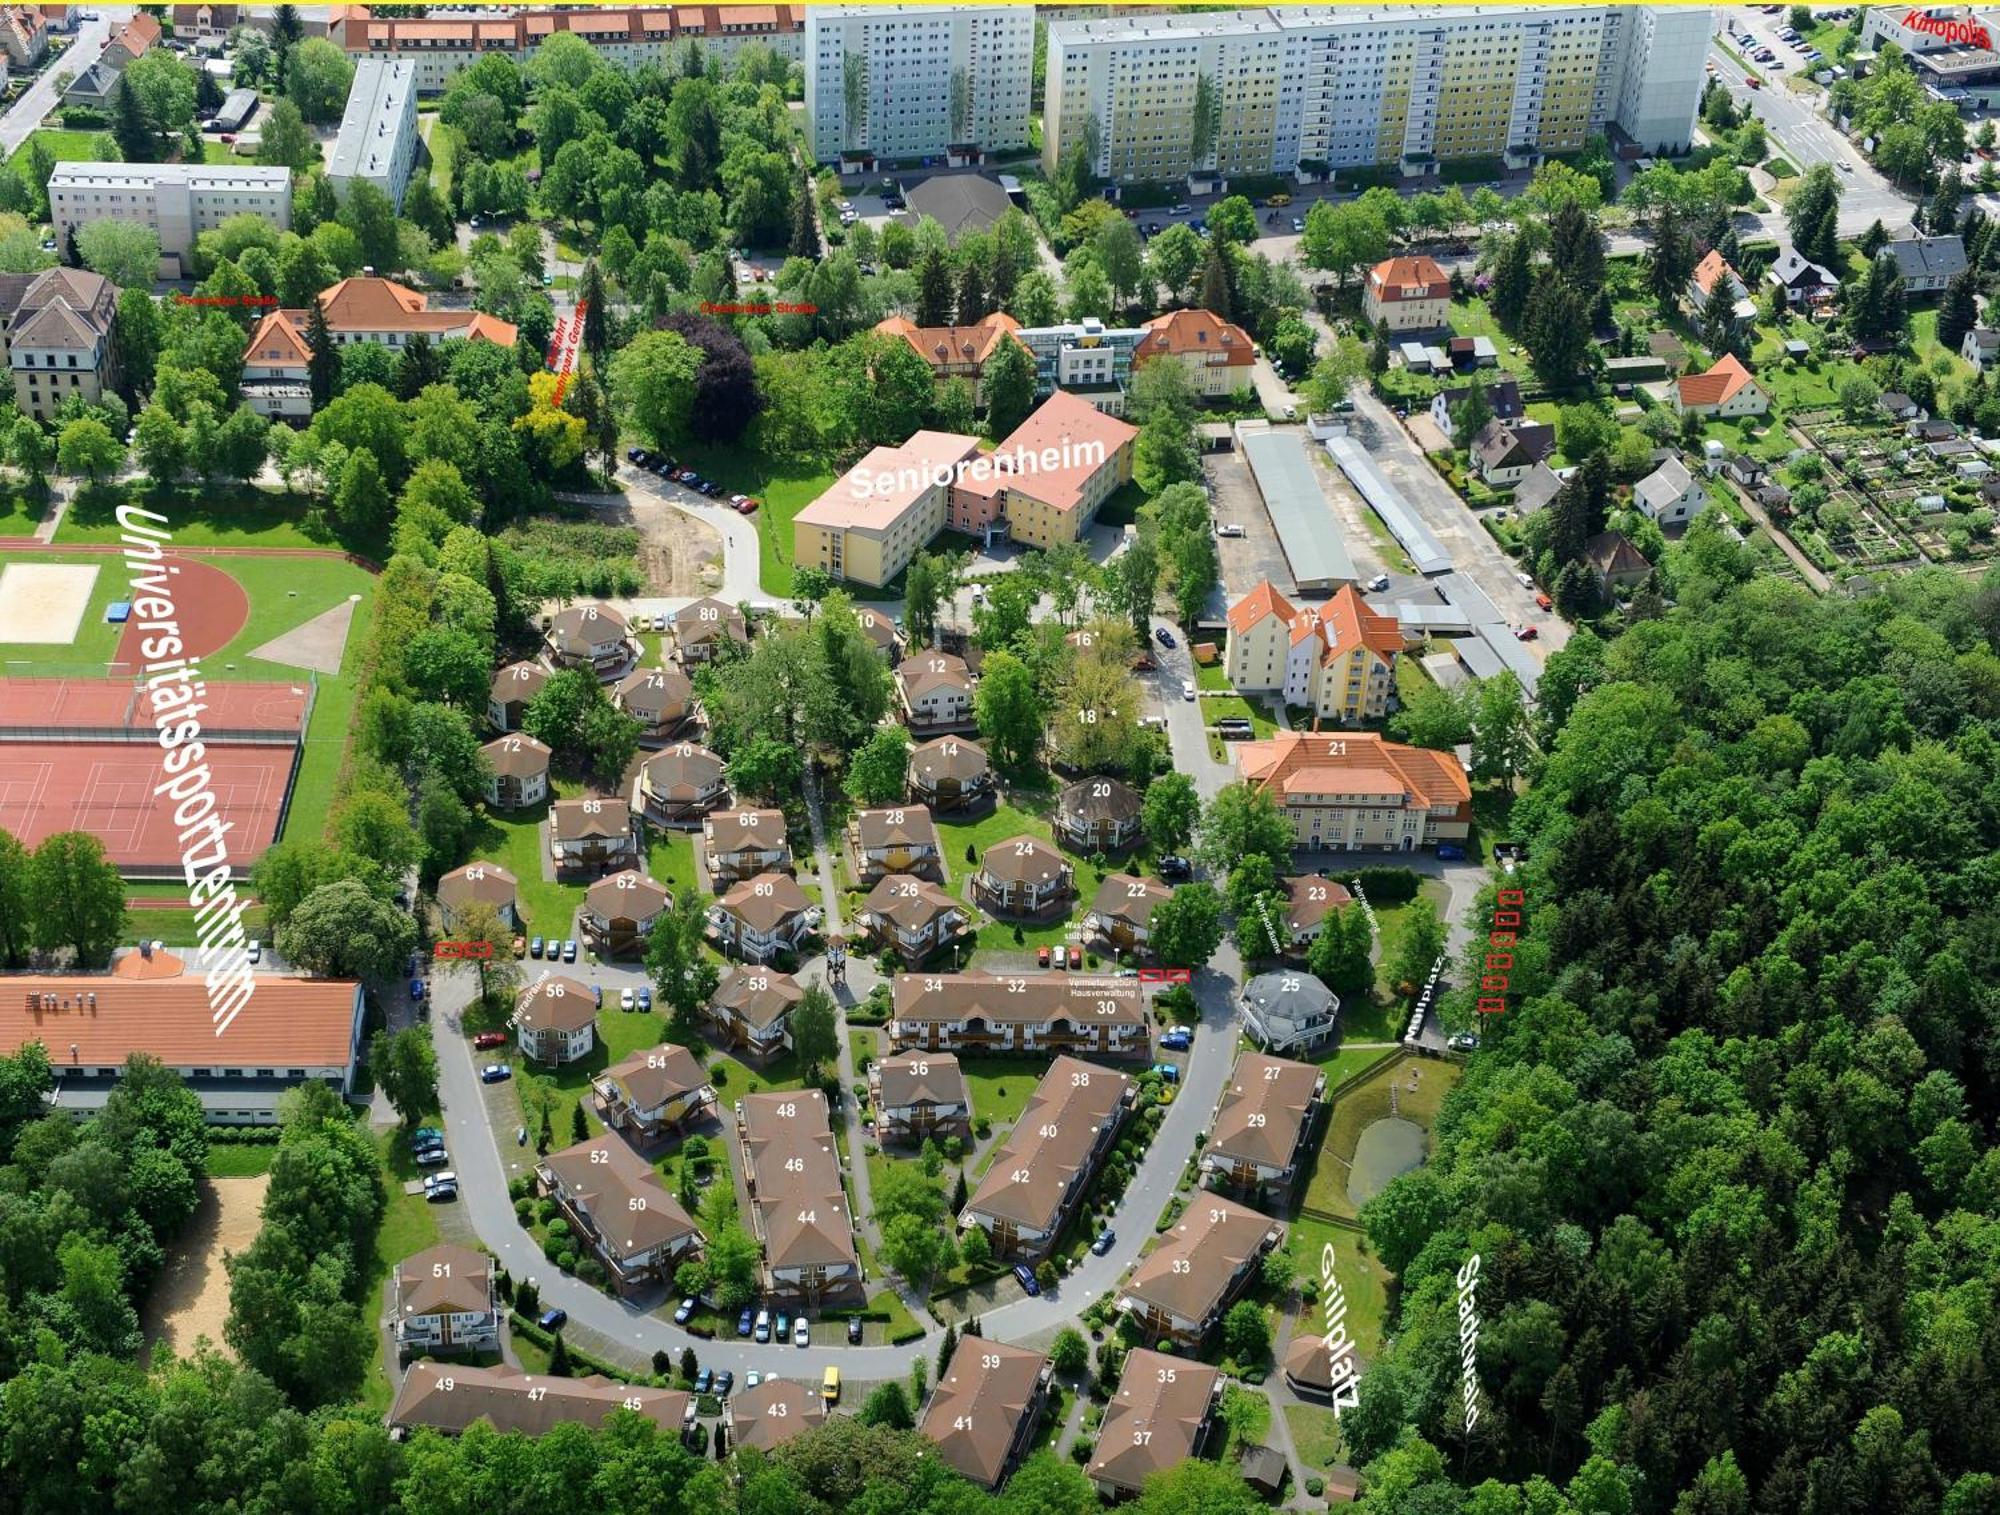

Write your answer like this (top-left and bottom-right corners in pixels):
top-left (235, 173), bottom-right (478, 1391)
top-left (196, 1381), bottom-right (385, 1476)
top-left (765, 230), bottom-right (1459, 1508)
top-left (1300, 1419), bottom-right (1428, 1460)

top-left (577, 1258), bottom-right (605, 1286)
top-left (514, 1197), bottom-right (534, 1221)
top-left (548, 1219), bottom-right (572, 1243)
top-left (710, 1062), bottom-right (729, 1085)
top-left (1070, 1438), bottom-right (1094, 1464)
top-left (653, 1349), bottom-right (674, 1376)
top-left (555, 1248), bottom-right (578, 1273)
top-left (1307, 1477), bottom-right (1326, 1498)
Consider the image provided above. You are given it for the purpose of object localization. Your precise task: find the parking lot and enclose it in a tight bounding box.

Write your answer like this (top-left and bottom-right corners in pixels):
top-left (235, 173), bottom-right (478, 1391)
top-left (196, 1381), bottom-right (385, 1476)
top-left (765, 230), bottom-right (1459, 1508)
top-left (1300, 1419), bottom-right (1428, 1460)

top-left (1206, 449), bottom-right (1293, 599)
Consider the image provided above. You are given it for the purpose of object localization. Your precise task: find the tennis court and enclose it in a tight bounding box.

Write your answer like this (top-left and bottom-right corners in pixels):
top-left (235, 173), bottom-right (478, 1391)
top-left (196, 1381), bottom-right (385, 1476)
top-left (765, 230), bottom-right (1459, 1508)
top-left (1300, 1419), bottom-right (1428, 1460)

top-left (0, 676), bottom-right (309, 874)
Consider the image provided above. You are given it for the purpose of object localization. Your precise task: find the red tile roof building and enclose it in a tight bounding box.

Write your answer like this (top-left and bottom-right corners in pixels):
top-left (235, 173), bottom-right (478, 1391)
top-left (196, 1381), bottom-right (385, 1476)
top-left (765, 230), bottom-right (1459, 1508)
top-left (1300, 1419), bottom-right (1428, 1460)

top-left (874, 312), bottom-right (1022, 406)
top-left (1673, 353), bottom-right (1769, 418)
top-left (1363, 255), bottom-right (1451, 332)
top-left (1225, 582), bottom-right (1404, 723)
top-left (1132, 308), bottom-right (1256, 398)
top-left (1234, 731), bottom-right (1473, 852)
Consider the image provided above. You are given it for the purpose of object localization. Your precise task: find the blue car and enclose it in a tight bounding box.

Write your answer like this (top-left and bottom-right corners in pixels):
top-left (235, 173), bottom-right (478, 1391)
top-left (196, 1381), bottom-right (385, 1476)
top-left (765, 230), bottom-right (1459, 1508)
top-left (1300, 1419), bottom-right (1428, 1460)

top-left (1013, 1263), bottom-right (1041, 1297)
top-left (638, 987), bottom-right (653, 1011)
top-left (737, 1306), bottom-right (755, 1337)
top-left (1151, 1063), bottom-right (1180, 1083)
top-left (529, 936), bottom-right (544, 958)
top-left (480, 1063), bottom-right (512, 1083)
top-left (1160, 1030), bottom-right (1192, 1051)
top-left (412, 1126), bottom-right (443, 1144)
top-left (539, 1308), bottom-right (567, 1331)
top-left (409, 978), bottom-right (425, 1001)
top-left (1092, 1228), bottom-right (1116, 1256)
top-left (1436, 843), bottom-right (1467, 861)
top-left (695, 1367), bottom-right (712, 1394)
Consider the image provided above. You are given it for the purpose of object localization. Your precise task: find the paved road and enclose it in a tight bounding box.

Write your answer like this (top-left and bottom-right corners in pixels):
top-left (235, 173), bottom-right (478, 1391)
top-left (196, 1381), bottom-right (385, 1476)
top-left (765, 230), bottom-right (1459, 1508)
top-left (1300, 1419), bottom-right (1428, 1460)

top-left (1340, 385), bottom-right (1570, 656)
top-left (0, 13), bottom-right (119, 158)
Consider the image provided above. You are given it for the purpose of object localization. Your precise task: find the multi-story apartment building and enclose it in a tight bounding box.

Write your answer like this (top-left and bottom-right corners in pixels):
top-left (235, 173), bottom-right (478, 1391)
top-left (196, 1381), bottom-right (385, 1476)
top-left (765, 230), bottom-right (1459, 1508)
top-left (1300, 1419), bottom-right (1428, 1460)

top-left (1364, 255), bottom-right (1452, 332)
top-left (1055, 775), bottom-right (1143, 852)
top-left (1234, 731), bottom-right (1473, 852)
top-left (960, 1055), bottom-right (1133, 1258)
top-left (857, 873), bottom-right (969, 961)
top-left (897, 649), bottom-right (977, 733)
top-left (592, 1043), bottom-right (714, 1142)
top-left (548, 797), bottom-right (638, 872)
top-left (635, 741), bottom-right (729, 827)
top-left (536, 1135), bottom-right (703, 1293)
top-left (805, 5), bottom-right (1034, 165)
top-left (737, 1089), bottom-right (864, 1305)
top-left (1, 266), bottom-right (119, 423)
top-left (333, 7), bottom-right (805, 94)
top-left (706, 966), bottom-right (804, 1059)
top-left (703, 808), bottom-right (792, 886)
top-left (949, 390), bottom-right (1137, 549)
top-left (1240, 969), bottom-right (1340, 1053)
top-left (728, 1377), bottom-right (826, 1452)
top-left (1084, 873), bottom-right (1173, 958)
top-left (1225, 582), bottom-right (1403, 725)
top-left (707, 872), bottom-right (816, 962)
top-left (848, 804), bottom-right (943, 884)
top-left (869, 1048), bottom-right (972, 1143)
top-left (1089, 1352), bottom-right (1222, 1500)
top-left (488, 661), bottom-right (548, 732)
top-left (514, 976), bottom-right (598, 1066)
top-left (1283, 873), bottom-right (1353, 950)
top-left (794, 430), bottom-right (984, 589)
top-left (47, 164), bottom-right (292, 278)
top-left (614, 665), bottom-right (695, 744)
top-left (392, 1243), bottom-right (501, 1355)
top-left (908, 734), bottom-right (992, 810)
top-left (1132, 308), bottom-right (1258, 398)
top-left (873, 312), bottom-right (1022, 407)
top-left (1044, 5), bottom-right (1709, 185)
top-left (328, 58), bottom-right (419, 210)
top-left (890, 972), bottom-right (1148, 1057)
top-left (545, 603), bottom-right (635, 680)
top-left (480, 734), bottom-right (550, 811)
top-left (580, 870), bottom-right (671, 957)
top-left (1120, 1193), bottom-right (1283, 1346)
top-left (391, 1362), bottom-right (689, 1438)
top-left (1201, 1051), bottom-right (1325, 1199)
top-left (241, 277), bottom-right (518, 418)
top-left (1011, 318), bottom-right (1146, 412)
top-left (435, 860), bottom-right (519, 933)
top-left (973, 834), bottom-right (1075, 920)
top-left (920, 1340), bottom-right (1052, 1491)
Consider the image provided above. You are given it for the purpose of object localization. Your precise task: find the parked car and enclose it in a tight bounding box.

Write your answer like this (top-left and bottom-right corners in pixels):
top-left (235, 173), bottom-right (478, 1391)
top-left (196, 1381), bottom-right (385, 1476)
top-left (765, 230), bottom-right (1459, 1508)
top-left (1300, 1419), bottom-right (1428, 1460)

top-left (409, 978), bottom-right (425, 1001)
top-left (621, 987), bottom-right (636, 1011)
top-left (1151, 1063), bottom-right (1180, 1083)
top-left (1037, 945), bottom-right (1052, 968)
top-left (1448, 1032), bottom-right (1481, 1052)
top-left (413, 1126), bottom-right (443, 1144)
top-left (674, 1298), bottom-right (697, 1324)
top-left (1068, 945), bottom-right (1083, 970)
top-left (563, 939), bottom-right (579, 962)
top-left (738, 1306), bottom-right (755, 1337)
top-left (1291, 218), bottom-right (1305, 233)
top-left (422, 1171), bottom-right (456, 1190)
top-left (746, 1369), bottom-right (761, 1388)
top-left (474, 1030), bottom-right (507, 1050)
top-left (1217, 522), bottom-right (1246, 537)
top-left (1514, 624), bottom-right (1539, 641)
top-left (754, 1309), bottom-right (771, 1342)
top-left (512, 936), bottom-right (527, 958)
top-left (793, 1317), bottom-right (810, 1348)
top-left (1182, 679), bottom-right (1197, 700)
top-left (1158, 855), bottom-right (1192, 881)
top-left (246, 939), bottom-right (262, 963)
top-left (736, 497), bottom-right (759, 514)
top-left (415, 1147), bottom-right (450, 1167)
top-left (1154, 626), bottom-right (1177, 648)
top-left (481, 1063), bottom-right (512, 1083)
top-left (694, 1367), bottom-right (712, 1394)
top-left (627, 447), bottom-right (651, 464)
top-left (715, 1370), bottom-right (733, 1397)
top-left (1013, 1262), bottom-right (1041, 1297)
top-left (539, 1308), bottom-right (567, 1331)
top-left (1160, 1029), bottom-right (1192, 1051)
top-left (822, 1366), bottom-right (840, 1403)
top-left (638, 987), bottom-right (653, 1011)
top-left (1534, 592), bottom-right (1553, 610)
top-left (1436, 843), bottom-right (1467, 861)
top-left (775, 1311), bottom-right (790, 1339)
top-left (529, 936), bottom-right (544, 958)
top-left (426, 1182), bottom-right (458, 1202)
top-left (847, 1316), bottom-right (864, 1344)
top-left (591, 984), bottom-right (603, 1008)
top-left (1366, 573), bottom-right (1391, 592)
top-left (1091, 1228), bottom-right (1117, 1256)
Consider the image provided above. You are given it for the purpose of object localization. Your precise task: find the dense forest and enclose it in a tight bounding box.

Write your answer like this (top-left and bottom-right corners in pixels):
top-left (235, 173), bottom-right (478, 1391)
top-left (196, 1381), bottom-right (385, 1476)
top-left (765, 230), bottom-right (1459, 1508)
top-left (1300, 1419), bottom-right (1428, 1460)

top-left (1350, 519), bottom-right (2000, 1513)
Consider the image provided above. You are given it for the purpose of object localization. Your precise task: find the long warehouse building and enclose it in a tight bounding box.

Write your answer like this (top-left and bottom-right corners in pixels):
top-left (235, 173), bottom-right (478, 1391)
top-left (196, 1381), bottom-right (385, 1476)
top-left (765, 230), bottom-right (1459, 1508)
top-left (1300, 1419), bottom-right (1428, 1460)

top-left (1324, 435), bottom-right (1452, 575)
top-left (1237, 423), bottom-right (1355, 596)
top-left (1044, 4), bottom-right (1710, 184)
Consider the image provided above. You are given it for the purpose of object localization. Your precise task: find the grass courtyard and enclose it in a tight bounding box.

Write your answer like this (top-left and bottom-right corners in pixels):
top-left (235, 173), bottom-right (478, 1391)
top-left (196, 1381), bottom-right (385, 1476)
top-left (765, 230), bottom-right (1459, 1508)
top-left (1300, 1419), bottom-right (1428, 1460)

top-left (663, 443), bottom-right (836, 598)
top-left (1300, 1056), bottom-right (1462, 1223)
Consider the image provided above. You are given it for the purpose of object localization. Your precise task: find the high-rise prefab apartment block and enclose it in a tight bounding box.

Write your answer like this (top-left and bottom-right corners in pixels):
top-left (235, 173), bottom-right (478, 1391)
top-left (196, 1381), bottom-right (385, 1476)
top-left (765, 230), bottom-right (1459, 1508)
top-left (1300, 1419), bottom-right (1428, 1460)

top-left (328, 57), bottom-right (419, 211)
top-left (806, 5), bottom-right (1034, 165)
top-left (1043, 4), bottom-right (1711, 185)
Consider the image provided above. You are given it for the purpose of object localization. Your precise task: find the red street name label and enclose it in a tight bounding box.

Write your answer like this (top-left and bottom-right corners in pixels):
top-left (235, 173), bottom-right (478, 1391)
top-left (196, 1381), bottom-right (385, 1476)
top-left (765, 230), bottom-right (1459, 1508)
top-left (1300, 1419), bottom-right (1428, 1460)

top-left (1903, 9), bottom-right (1992, 48)
top-left (433, 941), bottom-right (494, 959)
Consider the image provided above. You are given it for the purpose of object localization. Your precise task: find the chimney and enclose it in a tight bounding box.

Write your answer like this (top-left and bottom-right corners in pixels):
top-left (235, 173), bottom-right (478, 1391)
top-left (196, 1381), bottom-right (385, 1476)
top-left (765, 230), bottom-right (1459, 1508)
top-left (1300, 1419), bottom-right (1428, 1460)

top-left (70, 1043), bottom-right (78, 1064)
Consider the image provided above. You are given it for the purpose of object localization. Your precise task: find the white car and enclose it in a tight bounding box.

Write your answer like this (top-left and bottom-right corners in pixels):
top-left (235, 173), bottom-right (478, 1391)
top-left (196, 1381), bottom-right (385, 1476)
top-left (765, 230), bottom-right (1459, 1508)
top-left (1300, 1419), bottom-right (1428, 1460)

top-left (1516, 571), bottom-right (1534, 589)
top-left (793, 1317), bottom-right (811, 1347)
top-left (1366, 573), bottom-right (1390, 592)
top-left (620, 987), bottom-right (636, 1010)
top-left (1217, 523), bottom-right (1245, 537)
top-left (1182, 679), bottom-right (1197, 701)
top-left (246, 940), bottom-right (262, 963)
top-left (423, 1170), bottom-right (457, 1188)
top-left (746, 1370), bottom-right (761, 1388)
top-left (1837, 158), bottom-right (1854, 173)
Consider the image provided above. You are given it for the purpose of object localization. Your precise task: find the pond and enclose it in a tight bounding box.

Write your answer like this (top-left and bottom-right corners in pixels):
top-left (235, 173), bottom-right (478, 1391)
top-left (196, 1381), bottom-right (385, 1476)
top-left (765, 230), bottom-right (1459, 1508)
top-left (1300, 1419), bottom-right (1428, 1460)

top-left (1346, 1117), bottom-right (1427, 1208)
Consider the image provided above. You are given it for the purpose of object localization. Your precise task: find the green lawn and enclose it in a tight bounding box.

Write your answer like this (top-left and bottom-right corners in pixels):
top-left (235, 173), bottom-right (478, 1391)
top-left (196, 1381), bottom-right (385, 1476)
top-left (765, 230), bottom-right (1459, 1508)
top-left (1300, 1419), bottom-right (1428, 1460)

top-left (515, 1008), bottom-right (674, 1152)
top-left (203, 1142), bottom-right (277, 1177)
top-left (3, 128), bottom-right (111, 174)
top-left (361, 1124), bottom-right (445, 1414)
top-left (933, 797), bottom-right (1100, 957)
top-left (467, 801), bottom-right (585, 941)
top-left (1287, 1218), bottom-right (1390, 1366)
top-left (0, 491), bottom-right (46, 536)
top-left (59, 485), bottom-right (380, 555)
top-left (659, 443), bottom-right (836, 598)
top-left (960, 1055), bottom-right (1046, 1136)
top-left (1284, 1401), bottom-right (1347, 1471)
top-left (645, 828), bottom-right (702, 907)
top-left (141, 905), bottom-right (269, 948)
top-left (1309, 1042), bottom-right (1398, 1094)
top-left (1299, 1057), bottom-right (1462, 1221)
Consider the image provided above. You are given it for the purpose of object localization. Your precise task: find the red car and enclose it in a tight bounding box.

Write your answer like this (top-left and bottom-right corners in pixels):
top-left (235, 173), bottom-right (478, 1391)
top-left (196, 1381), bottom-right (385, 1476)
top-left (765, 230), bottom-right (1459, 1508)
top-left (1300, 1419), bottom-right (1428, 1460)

top-left (1037, 946), bottom-right (1051, 968)
top-left (1534, 592), bottom-right (1552, 611)
top-left (1068, 945), bottom-right (1083, 969)
top-left (473, 1030), bottom-right (508, 1050)
top-left (1515, 624), bottom-right (1539, 641)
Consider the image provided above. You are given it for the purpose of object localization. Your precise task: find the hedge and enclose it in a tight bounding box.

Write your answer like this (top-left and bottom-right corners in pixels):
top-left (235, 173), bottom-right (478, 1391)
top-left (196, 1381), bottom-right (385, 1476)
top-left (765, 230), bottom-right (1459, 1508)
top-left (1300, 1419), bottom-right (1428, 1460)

top-left (509, 1312), bottom-right (651, 1385)
top-left (208, 1125), bottom-right (283, 1144)
top-left (1343, 867), bottom-right (1424, 904)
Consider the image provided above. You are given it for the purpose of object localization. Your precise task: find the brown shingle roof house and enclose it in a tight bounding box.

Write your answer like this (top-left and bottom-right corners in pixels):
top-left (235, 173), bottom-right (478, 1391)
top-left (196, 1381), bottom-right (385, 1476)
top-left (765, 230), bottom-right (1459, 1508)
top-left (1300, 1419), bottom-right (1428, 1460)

top-left (481, 732), bottom-right (551, 811)
top-left (636, 740), bottom-right (728, 826)
top-left (737, 1088), bottom-right (862, 1303)
top-left (897, 648), bottom-right (977, 732)
top-left (857, 872), bottom-right (968, 960)
top-left (614, 664), bottom-right (694, 741)
top-left (962, 1055), bottom-right (1133, 1258)
top-left (869, 1047), bottom-right (972, 1142)
top-left (391, 1360), bottom-right (690, 1437)
top-left (727, 1374), bottom-right (827, 1451)
top-left (908, 733), bottom-right (992, 810)
top-left (1055, 775), bottom-right (1143, 851)
top-left (580, 870), bottom-right (671, 956)
top-left (919, 1338), bottom-right (1051, 1489)
top-left (1120, 1191), bottom-right (1283, 1344)
top-left (1088, 1350), bottom-right (1222, 1498)
top-left (708, 871), bottom-right (815, 962)
top-left (1203, 1051), bottom-right (1325, 1198)
top-left (549, 796), bottom-right (638, 870)
top-left (669, 597), bottom-right (749, 663)
top-left (706, 965), bottom-right (804, 1058)
top-left (591, 1042), bottom-right (712, 1141)
top-left (543, 602), bottom-right (633, 676)
top-left (889, 971), bottom-right (1149, 1057)
top-left (488, 660), bottom-right (549, 731)
top-left (1284, 873), bottom-right (1352, 946)
top-left (536, 1134), bottom-right (703, 1289)
top-left (435, 860), bottom-right (518, 931)
top-left (1084, 873), bottom-right (1174, 957)
top-left (514, 975), bottom-right (597, 1065)
top-left (973, 834), bottom-right (1075, 919)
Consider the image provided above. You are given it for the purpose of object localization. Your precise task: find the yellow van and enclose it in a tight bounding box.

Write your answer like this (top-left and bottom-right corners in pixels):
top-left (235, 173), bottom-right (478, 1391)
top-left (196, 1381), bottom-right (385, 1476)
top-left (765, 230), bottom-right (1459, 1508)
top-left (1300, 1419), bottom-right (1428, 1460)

top-left (822, 1366), bottom-right (841, 1404)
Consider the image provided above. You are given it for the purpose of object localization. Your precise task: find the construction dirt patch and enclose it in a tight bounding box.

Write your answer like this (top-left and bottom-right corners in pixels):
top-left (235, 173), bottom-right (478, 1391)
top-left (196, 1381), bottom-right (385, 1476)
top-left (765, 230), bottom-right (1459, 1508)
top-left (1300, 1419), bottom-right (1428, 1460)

top-left (141, 1173), bottom-right (268, 1366)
